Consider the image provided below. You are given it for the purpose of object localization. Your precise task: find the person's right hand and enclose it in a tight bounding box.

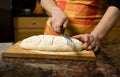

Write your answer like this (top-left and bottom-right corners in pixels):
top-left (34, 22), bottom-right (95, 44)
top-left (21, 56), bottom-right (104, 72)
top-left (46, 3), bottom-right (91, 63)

top-left (50, 7), bottom-right (69, 33)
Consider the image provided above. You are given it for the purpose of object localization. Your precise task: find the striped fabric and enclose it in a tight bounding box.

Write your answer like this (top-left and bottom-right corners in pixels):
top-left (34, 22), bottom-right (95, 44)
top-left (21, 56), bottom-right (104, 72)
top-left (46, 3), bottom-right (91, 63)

top-left (44, 0), bottom-right (108, 36)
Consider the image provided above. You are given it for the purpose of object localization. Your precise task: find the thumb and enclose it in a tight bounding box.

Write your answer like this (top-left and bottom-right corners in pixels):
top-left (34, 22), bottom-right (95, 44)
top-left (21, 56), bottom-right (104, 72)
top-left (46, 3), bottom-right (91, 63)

top-left (72, 35), bottom-right (84, 42)
top-left (63, 19), bottom-right (69, 28)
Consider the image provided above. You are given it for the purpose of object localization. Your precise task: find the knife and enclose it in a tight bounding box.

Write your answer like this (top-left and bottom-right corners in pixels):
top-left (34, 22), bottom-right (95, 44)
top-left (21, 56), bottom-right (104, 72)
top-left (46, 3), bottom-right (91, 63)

top-left (60, 26), bottom-right (75, 50)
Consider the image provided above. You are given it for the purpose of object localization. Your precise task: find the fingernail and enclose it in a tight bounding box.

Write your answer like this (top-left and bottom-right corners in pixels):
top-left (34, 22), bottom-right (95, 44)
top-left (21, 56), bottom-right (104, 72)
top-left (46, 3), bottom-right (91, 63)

top-left (72, 36), bottom-right (76, 38)
top-left (88, 46), bottom-right (91, 50)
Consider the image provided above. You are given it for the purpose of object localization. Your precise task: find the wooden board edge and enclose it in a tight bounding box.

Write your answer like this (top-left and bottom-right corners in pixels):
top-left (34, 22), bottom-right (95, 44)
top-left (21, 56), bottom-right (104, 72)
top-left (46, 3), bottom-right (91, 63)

top-left (2, 41), bottom-right (96, 61)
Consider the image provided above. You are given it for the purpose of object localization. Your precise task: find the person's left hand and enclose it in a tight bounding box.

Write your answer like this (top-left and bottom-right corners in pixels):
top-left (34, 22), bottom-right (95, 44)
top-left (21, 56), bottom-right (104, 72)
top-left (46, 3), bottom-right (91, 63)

top-left (72, 34), bottom-right (100, 52)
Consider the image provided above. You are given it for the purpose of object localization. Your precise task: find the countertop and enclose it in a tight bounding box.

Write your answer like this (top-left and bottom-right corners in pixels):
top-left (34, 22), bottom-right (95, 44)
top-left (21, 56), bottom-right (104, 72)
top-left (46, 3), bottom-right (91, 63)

top-left (0, 39), bottom-right (120, 77)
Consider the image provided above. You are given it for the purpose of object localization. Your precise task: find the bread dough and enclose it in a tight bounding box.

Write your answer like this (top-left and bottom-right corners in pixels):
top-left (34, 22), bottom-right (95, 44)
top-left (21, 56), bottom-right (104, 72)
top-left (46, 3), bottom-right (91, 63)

top-left (20, 35), bottom-right (83, 52)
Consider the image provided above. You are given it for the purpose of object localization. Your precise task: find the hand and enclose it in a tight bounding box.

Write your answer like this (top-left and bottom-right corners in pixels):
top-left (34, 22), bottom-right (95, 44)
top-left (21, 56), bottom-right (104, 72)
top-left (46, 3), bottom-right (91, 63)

top-left (50, 7), bottom-right (69, 33)
top-left (72, 34), bottom-right (100, 52)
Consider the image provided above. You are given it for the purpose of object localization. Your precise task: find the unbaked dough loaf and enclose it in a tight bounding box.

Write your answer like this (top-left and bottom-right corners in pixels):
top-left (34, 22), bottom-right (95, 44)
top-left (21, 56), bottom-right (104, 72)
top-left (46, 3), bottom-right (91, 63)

top-left (20, 35), bottom-right (83, 52)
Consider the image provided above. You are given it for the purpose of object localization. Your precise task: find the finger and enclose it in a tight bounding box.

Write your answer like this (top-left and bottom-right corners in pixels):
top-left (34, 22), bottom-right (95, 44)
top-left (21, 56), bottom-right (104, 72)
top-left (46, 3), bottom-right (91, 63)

top-left (88, 41), bottom-right (96, 50)
top-left (83, 42), bottom-right (89, 50)
top-left (94, 45), bottom-right (99, 52)
top-left (53, 21), bottom-right (64, 33)
top-left (72, 34), bottom-right (84, 42)
top-left (89, 35), bottom-right (95, 43)
top-left (63, 19), bottom-right (69, 28)
top-left (87, 35), bottom-right (96, 48)
top-left (72, 35), bottom-right (82, 39)
top-left (82, 34), bottom-right (90, 43)
top-left (72, 34), bottom-right (82, 38)
top-left (51, 18), bottom-right (65, 33)
top-left (50, 19), bottom-right (59, 33)
top-left (57, 26), bottom-right (61, 33)
top-left (52, 25), bottom-right (61, 33)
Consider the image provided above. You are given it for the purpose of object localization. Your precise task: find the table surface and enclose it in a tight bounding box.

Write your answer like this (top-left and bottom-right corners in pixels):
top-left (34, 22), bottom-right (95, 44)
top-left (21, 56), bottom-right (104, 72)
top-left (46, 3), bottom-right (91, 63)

top-left (1, 39), bottom-right (120, 77)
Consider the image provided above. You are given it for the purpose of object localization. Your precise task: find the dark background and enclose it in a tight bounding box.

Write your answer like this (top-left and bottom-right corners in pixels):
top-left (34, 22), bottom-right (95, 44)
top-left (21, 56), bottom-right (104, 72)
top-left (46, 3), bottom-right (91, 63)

top-left (0, 0), bottom-right (14, 42)
top-left (0, 0), bottom-right (36, 42)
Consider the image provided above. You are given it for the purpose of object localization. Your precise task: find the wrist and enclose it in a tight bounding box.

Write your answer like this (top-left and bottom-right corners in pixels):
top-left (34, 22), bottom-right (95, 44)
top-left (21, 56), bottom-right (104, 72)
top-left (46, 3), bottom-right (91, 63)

top-left (51, 7), bottom-right (62, 16)
top-left (45, 7), bottom-right (59, 16)
top-left (90, 31), bottom-right (101, 41)
top-left (51, 7), bottom-right (67, 21)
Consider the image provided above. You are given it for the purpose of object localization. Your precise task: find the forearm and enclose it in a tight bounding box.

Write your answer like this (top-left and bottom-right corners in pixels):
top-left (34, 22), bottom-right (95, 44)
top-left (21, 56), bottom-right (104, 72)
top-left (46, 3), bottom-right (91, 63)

top-left (91, 6), bottom-right (120, 40)
top-left (40, 0), bottom-right (60, 16)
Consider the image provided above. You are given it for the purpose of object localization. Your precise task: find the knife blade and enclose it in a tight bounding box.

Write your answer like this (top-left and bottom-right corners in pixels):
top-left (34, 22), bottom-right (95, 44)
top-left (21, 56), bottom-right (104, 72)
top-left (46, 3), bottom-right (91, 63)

top-left (60, 26), bottom-right (75, 50)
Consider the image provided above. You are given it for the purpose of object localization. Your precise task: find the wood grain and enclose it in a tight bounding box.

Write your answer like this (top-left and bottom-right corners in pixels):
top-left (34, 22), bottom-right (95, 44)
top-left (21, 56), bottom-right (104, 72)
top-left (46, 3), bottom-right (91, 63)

top-left (2, 42), bottom-right (96, 61)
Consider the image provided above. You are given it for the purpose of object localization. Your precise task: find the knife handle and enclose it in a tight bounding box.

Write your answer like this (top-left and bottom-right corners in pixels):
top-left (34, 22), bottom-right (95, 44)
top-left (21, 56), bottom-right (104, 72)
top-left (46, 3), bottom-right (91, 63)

top-left (60, 26), bottom-right (65, 34)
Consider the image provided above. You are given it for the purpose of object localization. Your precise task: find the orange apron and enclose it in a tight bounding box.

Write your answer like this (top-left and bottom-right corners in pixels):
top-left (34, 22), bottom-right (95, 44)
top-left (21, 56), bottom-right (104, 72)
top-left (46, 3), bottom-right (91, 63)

top-left (44, 0), bottom-right (108, 36)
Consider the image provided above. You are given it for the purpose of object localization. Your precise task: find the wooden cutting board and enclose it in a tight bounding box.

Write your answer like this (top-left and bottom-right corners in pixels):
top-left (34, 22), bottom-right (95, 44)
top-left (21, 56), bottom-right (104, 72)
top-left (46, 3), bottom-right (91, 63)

top-left (2, 42), bottom-right (96, 61)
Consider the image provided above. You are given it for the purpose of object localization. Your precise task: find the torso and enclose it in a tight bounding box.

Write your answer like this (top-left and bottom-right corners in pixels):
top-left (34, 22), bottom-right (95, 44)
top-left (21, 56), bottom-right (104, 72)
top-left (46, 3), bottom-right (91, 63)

top-left (44, 0), bottom-right (108, 36)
